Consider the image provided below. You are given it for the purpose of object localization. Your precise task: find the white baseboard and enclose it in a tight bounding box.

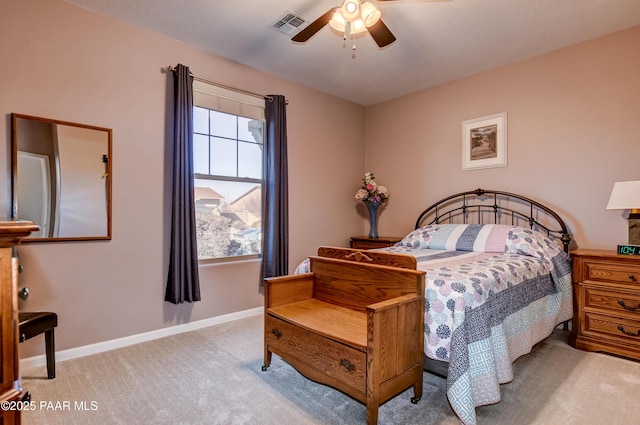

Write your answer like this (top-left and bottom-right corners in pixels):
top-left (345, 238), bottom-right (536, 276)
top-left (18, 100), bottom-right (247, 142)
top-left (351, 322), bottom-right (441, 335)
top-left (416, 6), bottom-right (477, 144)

top-left (20, 306), bottom-right (263, 371)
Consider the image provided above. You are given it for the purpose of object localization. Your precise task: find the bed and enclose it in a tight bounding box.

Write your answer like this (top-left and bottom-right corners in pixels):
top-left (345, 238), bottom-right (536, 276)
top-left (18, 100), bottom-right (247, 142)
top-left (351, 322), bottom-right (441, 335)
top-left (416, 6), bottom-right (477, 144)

top-left (295, 189), bottom-right (573, 425)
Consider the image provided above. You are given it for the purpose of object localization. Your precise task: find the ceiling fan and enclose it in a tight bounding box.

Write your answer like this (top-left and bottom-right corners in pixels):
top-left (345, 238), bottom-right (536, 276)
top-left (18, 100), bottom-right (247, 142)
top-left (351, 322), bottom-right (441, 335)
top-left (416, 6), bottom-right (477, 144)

top-left (292, 0), bottom-right (451, 48)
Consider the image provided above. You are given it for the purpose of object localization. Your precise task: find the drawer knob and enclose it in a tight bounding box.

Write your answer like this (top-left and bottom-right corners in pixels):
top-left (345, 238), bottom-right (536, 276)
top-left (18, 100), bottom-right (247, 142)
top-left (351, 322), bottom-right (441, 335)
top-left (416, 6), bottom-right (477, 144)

top-left (617, 325), bottom-right (640, 337)
top-left (617, 300), bottom-right (640, 312)
top-left (340, 358), bottom-right (355, 372)
top-left (270, 328), bottom-right (282, 339)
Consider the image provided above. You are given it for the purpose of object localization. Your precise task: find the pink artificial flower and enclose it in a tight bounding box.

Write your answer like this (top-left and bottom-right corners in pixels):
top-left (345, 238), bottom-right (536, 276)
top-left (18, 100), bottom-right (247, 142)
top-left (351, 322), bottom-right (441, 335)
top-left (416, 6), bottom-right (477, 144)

top-left (355, 172), bottom-right (390, 206)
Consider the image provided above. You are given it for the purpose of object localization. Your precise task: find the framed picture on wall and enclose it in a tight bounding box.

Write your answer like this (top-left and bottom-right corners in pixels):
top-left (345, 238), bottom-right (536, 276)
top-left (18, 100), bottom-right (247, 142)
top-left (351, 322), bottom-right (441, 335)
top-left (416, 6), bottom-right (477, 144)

top-left (462, 112), bottom-right (507, 171)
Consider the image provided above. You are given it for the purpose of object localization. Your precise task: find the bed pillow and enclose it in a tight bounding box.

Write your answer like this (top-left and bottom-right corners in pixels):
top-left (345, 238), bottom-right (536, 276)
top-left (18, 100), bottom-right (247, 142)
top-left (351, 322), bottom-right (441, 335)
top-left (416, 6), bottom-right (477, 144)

top-left (396, 223), bottom-right (562, 258)
top-left (504, 225), bottom-right (565, 261)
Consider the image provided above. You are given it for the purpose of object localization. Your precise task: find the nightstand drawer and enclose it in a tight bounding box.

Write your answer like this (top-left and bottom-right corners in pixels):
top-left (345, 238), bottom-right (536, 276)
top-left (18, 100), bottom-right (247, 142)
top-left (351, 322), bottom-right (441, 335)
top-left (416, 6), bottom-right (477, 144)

top-left (350, 236), bottom-right (402, 250)
top-left (351, 241), bottom-right (389, 250)
top-left (583, 286), bottom-right (640, 315)
top-left (584, 262), bottom-right (640, 285)
top-left (583, 311), bottom-right (640, 345)
top-left (571, 250), bottom-right (640, 360)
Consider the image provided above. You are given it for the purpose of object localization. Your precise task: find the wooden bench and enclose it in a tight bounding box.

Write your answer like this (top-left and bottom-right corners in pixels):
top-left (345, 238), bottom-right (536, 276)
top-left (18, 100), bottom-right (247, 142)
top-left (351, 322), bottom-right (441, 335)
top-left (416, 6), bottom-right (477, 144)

top-left (262, 248), bottom-right (426, 425)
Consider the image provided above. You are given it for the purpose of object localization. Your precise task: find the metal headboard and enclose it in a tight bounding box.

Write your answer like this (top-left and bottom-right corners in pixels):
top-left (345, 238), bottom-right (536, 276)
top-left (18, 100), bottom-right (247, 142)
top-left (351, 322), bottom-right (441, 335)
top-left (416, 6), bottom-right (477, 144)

top-left (414, 188), bottom-right (571, 253)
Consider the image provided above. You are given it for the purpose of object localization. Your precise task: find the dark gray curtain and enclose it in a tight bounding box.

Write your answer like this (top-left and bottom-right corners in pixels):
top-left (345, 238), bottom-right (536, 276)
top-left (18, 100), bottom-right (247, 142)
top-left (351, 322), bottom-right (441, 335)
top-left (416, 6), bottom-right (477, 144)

top-left (165, 64), bottom-right (201, 304)
top-left (261, 95), bottom-right (289, 282)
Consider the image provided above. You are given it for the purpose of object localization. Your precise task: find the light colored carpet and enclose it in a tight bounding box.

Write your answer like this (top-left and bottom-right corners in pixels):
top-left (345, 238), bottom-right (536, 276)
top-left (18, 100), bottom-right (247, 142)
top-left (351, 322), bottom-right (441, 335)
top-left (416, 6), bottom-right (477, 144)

top-left (21, 315), bottom-right (640, 425)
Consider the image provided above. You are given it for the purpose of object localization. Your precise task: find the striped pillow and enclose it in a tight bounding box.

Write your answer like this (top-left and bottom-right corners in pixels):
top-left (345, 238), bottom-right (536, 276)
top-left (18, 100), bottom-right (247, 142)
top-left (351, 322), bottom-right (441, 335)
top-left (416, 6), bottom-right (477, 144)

top-left (397, 224), bottom-right (517, 253)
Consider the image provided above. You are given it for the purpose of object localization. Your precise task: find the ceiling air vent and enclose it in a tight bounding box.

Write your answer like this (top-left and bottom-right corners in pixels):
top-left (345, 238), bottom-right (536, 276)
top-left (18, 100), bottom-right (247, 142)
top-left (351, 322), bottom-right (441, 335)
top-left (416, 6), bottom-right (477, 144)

top-left (269, 10), bottom-right (308, 36)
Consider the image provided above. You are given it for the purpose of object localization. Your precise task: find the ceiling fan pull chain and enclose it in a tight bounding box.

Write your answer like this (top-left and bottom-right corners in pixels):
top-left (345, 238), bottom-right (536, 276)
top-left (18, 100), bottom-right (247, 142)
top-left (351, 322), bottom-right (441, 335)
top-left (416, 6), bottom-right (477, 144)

top-left (351, 32), bottom-right (357, 59)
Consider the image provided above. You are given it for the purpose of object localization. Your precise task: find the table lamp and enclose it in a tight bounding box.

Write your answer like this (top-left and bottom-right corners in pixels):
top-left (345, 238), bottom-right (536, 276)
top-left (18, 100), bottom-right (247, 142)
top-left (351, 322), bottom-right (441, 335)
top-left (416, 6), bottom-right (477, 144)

top-left (606, 181), bottom-right (640, 249)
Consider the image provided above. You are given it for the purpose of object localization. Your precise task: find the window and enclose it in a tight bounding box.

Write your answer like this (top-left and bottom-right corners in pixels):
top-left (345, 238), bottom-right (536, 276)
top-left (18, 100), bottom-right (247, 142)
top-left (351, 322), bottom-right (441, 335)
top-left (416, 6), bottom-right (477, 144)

top-left (192, 81), bottom-right (265, 260)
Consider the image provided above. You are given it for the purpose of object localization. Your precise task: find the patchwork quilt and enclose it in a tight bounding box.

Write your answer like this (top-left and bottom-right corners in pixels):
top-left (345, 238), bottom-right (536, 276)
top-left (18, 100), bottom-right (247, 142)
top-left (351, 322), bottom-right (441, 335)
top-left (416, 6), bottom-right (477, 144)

top-left (296, 224), bottom-right (573, 425)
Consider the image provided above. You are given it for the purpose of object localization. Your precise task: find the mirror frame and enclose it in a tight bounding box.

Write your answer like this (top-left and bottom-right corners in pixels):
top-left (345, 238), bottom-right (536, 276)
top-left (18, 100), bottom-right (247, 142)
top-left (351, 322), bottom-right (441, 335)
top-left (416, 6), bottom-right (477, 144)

top-left (11, 113), bottom-right (112, 242)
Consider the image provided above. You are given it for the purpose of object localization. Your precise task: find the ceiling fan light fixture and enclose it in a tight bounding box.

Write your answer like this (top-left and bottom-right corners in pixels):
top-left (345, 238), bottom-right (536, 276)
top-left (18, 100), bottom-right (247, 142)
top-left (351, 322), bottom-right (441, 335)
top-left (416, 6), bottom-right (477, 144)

top-left (361, 2), bottom-right (381, 27)
top-left (291, 0), bottom-right (395, 48)
top-left (329, 10), bottom-right (346, 32)
top-left (352, 16), bottom-right (367, 34)
top-left (329, 9), bottom-right (368, 35)
top-left (341, 0), bottom-right (360, 21)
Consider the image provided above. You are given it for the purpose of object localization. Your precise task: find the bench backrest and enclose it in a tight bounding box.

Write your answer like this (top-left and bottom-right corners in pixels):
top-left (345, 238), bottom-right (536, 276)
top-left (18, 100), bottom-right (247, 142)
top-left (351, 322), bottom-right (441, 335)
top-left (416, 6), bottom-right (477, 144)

top-left (309, 255), bottom-right (425, 312)
top-left (317, 246), bottom-right (417, 269)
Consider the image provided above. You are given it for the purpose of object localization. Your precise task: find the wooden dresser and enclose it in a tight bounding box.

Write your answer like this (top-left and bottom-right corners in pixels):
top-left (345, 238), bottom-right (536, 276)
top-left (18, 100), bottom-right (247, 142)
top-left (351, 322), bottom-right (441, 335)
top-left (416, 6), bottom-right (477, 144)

top-left (570, 249), bottom-right (640, 360)
top-left (0, 220), bottom-right (39, 425)
top-left (350, 236), bottom-right (402, 250)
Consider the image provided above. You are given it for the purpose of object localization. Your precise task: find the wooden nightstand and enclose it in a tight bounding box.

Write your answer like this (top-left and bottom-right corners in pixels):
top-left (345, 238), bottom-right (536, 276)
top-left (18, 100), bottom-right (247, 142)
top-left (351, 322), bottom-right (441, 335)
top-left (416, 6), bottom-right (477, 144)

top-left (350, 236), bottom-right (402, 250)
top-left (570, 249), bottom-right (640, 360)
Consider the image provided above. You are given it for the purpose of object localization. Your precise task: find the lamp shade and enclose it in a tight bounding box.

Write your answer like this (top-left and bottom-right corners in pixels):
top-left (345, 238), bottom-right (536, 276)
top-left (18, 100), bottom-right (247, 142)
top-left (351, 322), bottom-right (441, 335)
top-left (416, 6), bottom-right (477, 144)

top-left (341, 0), bottom-right (360, 21)
top-left (329, 11), bottom-right (347, 31)
top-left (606, 181), bottom-right (640, 210)
top-left (361, 2), bottom-right (381, 27)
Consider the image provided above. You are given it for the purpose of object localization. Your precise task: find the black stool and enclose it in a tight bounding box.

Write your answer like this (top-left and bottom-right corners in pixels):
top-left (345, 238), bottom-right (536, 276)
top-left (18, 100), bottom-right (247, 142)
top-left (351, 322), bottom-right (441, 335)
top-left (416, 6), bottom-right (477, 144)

top-left (18, 312), bottom-right (58, 379)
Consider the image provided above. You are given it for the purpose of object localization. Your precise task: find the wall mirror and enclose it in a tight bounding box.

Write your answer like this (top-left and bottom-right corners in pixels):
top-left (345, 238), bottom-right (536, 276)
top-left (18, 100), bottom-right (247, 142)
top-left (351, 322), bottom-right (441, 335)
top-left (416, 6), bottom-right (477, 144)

top-left (11, 113), bottom-right (112, 242)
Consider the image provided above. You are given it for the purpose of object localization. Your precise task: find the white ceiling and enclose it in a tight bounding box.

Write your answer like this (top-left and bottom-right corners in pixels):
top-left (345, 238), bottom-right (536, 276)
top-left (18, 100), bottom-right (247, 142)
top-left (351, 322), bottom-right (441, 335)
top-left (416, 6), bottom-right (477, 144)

top-left (64, 0), bottom-right (640, 106)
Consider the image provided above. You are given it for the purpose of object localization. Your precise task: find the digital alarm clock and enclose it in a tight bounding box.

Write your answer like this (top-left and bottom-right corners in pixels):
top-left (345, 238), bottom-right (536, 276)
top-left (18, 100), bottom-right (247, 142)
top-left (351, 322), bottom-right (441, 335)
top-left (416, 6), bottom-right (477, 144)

top-left (617, 244), bottom-right (640, 256)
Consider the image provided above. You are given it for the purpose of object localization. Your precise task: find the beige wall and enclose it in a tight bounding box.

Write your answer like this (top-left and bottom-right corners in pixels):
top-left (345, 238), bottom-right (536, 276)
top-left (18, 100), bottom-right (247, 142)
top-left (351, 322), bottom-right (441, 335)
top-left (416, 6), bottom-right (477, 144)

top-left (1, 0), bottom-right (365, 357)
top-left (365, 25), bottom-right (640, 251)
top-left (3, 0), bottom-right (638, 358)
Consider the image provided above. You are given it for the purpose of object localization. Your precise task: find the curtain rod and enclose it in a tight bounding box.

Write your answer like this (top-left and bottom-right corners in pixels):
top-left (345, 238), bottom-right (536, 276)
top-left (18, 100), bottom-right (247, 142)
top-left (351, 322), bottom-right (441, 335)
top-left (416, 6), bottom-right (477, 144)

top-left (168, 65), bottom-right (275, 102)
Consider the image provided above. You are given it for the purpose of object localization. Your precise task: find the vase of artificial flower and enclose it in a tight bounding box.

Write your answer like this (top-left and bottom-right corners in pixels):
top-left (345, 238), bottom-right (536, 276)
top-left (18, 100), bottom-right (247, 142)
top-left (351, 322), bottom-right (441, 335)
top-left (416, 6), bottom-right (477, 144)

top-left (367, 203), bottom-right (379, 238)
top-left (355, 172), bottom-right (389, 239)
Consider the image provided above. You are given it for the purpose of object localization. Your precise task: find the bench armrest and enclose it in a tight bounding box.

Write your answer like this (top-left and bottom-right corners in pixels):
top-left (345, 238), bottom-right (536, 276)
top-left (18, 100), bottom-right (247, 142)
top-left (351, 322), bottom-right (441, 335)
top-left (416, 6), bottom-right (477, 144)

top-left (264, 273), bottom-right (314, 308)
top-left (366, 293), bottom-right (421, 313)
top-left (366, 292), bottom-right (424, 388)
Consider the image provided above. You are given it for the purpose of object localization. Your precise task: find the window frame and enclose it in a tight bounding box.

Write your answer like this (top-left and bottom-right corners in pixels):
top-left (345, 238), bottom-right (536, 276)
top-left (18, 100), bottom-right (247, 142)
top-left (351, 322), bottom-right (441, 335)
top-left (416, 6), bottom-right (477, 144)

top-left (192, 91), bottom-right (265, 263)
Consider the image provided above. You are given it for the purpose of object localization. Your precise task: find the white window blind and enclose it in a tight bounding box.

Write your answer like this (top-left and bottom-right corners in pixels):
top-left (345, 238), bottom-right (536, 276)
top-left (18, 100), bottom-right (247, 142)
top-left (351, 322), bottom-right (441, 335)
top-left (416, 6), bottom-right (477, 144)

top-left (193, 80), bottom-right (265, 121)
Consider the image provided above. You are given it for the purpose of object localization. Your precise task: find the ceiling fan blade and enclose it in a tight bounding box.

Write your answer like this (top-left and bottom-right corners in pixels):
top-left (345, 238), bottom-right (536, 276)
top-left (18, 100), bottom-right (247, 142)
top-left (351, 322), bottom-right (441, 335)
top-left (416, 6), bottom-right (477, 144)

top-left (367, 19), bottom-right (396, 48)
top-left (292, 8), bottom-right (337, 43)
